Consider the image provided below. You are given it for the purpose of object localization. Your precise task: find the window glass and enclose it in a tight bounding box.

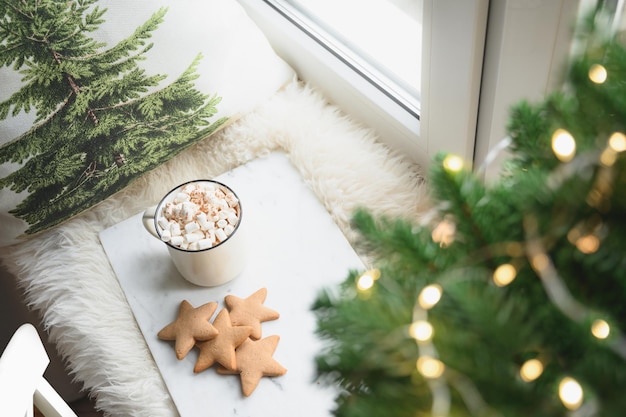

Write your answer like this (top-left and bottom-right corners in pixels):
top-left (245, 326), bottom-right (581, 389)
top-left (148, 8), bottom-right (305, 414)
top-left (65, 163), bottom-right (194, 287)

top-left (278, 0), bottom-right (421, 116)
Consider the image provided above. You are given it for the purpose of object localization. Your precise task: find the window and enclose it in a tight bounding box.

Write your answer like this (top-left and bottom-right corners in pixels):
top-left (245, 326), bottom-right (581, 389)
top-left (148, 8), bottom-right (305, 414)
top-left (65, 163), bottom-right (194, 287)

top-left (240, 0), bottom-right (626, 175)
top-left (276, 0), bottom-right (421, 117)
top-left (237, 0), bottom-right (489, 169)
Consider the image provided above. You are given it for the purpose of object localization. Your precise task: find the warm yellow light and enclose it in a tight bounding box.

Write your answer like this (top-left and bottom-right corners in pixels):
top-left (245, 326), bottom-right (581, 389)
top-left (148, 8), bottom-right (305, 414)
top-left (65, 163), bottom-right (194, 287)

top-left (409, 321), bottom-right (434, 342)
top-left (443, 155), bottom-right (464, 172)
top-left (520, 359), bottom-right (544, 382)
top-left (416, 356), bottom-right (445, 379)
top-left (575, 235), bottom-right (600, 254)
top-left (531, 253), bottom-right (549, 272)
top-left (418, 284), bottom-right (443, 310)
top-left (357, 274), bottom-right (375, 291)
top-left (609, 132), bottom-right (626, 152)
top-left (600, 148), bottom-right (617, 167)
top-left (431, 219), bottom-right (455, 248)
top-left (559, 377), bottom-right (583, 410)
top-left (551, 129), bottom-right (576, 162)
top-left (588, 63), bottom-right (608, 84)
top-left (356, 269), bottom-right (381, 292)
top-left (567, 227), bottom-right (581, 244)
top-left (591, 319), bottom-right (610, 339)
top-left (493, 263), bottom-right (517, 287)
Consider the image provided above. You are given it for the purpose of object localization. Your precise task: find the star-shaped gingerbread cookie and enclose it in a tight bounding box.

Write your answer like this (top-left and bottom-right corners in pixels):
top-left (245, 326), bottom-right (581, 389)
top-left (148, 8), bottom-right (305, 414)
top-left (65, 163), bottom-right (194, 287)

top-left (194, 309), bottom-right (252, 373)
top-left (224, 288), bottom-right (279, 339)
top-left (217, 335), bottom-right (287, 397)
top-left (157, 300), bottom-right (219, 360)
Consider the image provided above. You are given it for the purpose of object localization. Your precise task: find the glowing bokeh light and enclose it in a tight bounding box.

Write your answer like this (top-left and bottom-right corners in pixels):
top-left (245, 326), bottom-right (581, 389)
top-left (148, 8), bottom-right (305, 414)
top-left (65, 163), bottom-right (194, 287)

top-left (588, 63), bottom-right (607, 84)
top-left (418, 284), bottom-right (443, 309)
top-left (416, 356), bottom-right (445, 379)
top-left (591, 319), bottom-right (610, 339)
top-left (575, 235), bottom-right (600, 254)
top-left (493, 263), bottom-right (517, 287)
top-left (520, 359), bottom-right (544, 382)
top-left (609, 132), bottom-right (626, 152)
top-left (600, 148), bottom-right (617, 167)
top-left (551, 129), bottom-right (576, 162)
top-left (559, 377), bottom-right (583, 410)
top-left (409, 321), bottom-right (434, 342)
top-left (356, 274), bottom-right (374, 291)
top-left (356, 269), bottom-right (380, 292)
top-left (531, 253), bottom-right (549, 272)
top-left (442, 155), bottom-right (464, 172)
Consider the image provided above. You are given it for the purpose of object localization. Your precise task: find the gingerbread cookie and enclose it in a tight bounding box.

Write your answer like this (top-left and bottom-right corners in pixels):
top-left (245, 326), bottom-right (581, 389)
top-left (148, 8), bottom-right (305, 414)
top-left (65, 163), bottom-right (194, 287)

top-left (224, 288), bottom-right (279, 339)
top-left (217, 335), bottom-right (287, 397)
top-left (158, 300), bottom-right (219, 360)
top-left (194, 309), bottom-right (252, 373)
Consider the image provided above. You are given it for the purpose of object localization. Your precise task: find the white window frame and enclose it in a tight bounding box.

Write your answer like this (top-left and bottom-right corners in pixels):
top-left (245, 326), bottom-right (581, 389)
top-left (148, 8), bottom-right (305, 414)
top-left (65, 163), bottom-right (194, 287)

top-left (237, 0), bottom-right (490, 169)
top-left (237, 0), bottom-right (588, 175)
top-left (475, 0), bottom-right (585, 179)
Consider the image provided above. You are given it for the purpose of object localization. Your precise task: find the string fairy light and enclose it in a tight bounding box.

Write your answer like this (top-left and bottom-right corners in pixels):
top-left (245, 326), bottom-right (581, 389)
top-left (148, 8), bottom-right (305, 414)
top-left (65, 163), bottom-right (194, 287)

top-left (588, 63), bottom-right (608, 84)
top-left (559, 377), bottom-right (584, 410)
top-left (492, 263), bottom-right (517, 287)
top-left (410, 284), bottom-right (451, 416)
top-left (417, 356), bottom-right (446, 379)
top-left (551, 129), bottom-right (577, 162)
top-left (442, 154), bottom-right (464, 173)
top-left (524, 214), bottom-right (626, 360)
top-left (410, 320), bottom-right (434, 342)
top-left (355, 269), bottom-right (380, 292)
top-left (602, 132), bottom-right (626, 166)
top-left (519, 359), bottom-right (544, 382)
top-left (591, 319), bottom-right (610, 339)
top-left (418, 284), bottom-right (443, 309)
top-left (608, 132), bottom-right (626, 152)
top-left (574, 234), bottom-right (600, 254)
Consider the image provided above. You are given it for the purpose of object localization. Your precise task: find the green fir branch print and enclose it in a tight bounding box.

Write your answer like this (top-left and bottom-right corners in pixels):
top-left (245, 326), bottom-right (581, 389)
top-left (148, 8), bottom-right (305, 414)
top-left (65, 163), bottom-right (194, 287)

top-left (0, 0), bottom-right (228, 235)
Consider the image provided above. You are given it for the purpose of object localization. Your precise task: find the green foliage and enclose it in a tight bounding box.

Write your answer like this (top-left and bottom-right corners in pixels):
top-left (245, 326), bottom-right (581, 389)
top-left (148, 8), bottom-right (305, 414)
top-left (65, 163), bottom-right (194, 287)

top-left (314, 12), bottom-right (626, 417)
top-left (0, 1), bottom-right (227, 234)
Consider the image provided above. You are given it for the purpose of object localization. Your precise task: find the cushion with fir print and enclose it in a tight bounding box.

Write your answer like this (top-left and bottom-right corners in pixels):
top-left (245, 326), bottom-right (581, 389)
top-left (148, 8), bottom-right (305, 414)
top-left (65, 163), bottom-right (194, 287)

top-left (0, 0), bottom-right (293, 246)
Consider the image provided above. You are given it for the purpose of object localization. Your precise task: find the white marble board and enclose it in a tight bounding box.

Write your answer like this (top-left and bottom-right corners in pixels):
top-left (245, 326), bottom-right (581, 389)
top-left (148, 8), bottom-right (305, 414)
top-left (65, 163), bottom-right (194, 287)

top-left (99, 152), bottom-right (365, 417)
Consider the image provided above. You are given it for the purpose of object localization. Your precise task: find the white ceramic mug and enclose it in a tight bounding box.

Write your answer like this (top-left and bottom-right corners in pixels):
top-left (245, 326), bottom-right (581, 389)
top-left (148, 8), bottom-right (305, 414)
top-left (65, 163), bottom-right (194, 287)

top-left (142, 180), bottom-right (246, 287)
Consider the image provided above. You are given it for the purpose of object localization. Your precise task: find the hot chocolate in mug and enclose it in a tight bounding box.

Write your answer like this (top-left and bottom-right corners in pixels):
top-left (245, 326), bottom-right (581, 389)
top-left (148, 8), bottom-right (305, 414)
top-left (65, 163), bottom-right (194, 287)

top-left (142, 180), bottom-right (246, 286)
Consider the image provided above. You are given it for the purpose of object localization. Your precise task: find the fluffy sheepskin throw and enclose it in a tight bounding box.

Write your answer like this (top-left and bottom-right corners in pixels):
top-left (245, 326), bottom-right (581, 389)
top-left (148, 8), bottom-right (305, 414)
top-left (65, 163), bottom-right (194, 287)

top-left (0, 80), bottom-right (427, 416)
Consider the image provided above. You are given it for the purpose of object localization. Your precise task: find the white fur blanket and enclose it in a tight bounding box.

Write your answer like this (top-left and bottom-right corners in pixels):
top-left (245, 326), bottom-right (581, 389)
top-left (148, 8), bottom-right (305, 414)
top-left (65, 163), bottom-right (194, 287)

top-left (0, 80), bottom-right (427, 416)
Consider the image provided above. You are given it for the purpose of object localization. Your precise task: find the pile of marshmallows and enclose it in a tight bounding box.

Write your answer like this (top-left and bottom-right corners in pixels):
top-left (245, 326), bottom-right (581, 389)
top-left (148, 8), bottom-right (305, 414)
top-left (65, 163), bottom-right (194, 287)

top-left (157, 182), bottom-right (240, 251)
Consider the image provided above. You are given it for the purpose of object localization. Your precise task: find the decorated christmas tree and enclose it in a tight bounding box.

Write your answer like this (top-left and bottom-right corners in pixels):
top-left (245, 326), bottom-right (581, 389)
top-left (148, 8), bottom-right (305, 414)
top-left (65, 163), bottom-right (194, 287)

top-left (313, 11), bottom-right (626, 417)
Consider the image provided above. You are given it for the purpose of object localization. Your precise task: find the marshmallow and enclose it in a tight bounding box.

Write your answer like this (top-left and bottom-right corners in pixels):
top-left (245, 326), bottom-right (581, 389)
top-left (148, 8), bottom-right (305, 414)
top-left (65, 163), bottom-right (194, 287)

top-left (174, 192), bottom-right (190, 204)
top-left (206, 229), bottom-right (216, 244)
top-left (184, 231), bottom-right (204, 244)
top-left (157, 217), bottom-right (169, 230)
top-left (197, 239), bottom-right (213, 250)
top-left (215, 228), bottom-right (228, 242)
top-left (170, 235), bottom-right (184, 246)
top-left (156, 181), bottom-right (240, 250)
top-left (184, 221), bottom-right (200, 234)
top-left (160, 228), bottom-right (171, 242)
top-left (197, 213), bottom-right (213, 230)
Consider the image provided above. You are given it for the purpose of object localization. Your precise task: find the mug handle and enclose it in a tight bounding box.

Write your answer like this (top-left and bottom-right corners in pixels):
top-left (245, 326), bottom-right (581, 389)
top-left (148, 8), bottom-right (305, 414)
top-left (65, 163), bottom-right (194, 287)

top-left (142, 205), bottom-right (159, 239)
